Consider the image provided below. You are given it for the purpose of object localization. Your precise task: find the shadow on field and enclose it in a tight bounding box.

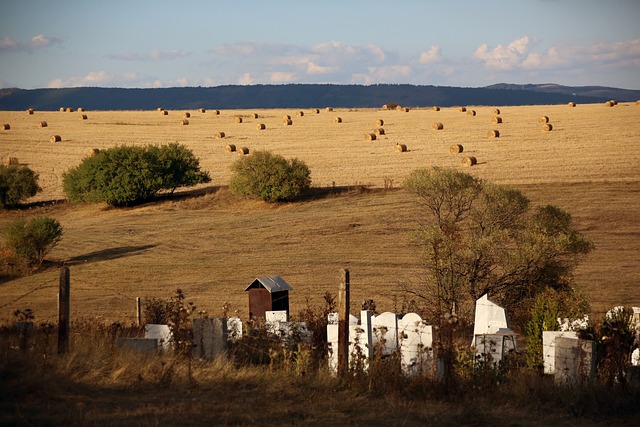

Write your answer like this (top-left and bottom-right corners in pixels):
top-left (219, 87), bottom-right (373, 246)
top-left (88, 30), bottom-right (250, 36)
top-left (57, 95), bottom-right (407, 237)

top-left (64, 245), bottom-right (156, 266)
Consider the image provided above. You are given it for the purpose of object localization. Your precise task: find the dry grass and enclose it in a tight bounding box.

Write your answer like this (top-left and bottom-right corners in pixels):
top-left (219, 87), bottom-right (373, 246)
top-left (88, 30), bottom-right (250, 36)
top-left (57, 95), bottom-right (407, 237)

top-left (0, 104), bottom-right (639, 323)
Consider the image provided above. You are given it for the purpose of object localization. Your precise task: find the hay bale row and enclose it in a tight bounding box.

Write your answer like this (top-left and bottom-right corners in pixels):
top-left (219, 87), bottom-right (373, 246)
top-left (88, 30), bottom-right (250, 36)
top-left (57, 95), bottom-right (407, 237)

top-left (395, 143), bottom-right (407, 152)
top-left (59, 107), bottom-right (75, 112)
top-left (50, 135), bottom-right (61, 142)
top-left (215, 132), bottom-right (226, 139)
top-left (432, 122), bottom-right (444, 131)
top-left (374, 128), bottom-right (385, 136)
top-left (542, 123), bottom-right (553, 132)
top-left (237, 147), bottom-right (249, 155)
top-left (4, 156), bottom-right (19, 165)
top-left (365, 133), bottom-right (377, 141)
top-left (334, 117), bottom-right (342, 123)
top-left (492, 116), bottom-right (502, 124)
top-left (375, 119), bottom-right (384, 126)
top-left (38, 121), bottom-right (48, 128)
top-left (256, 123), bottom-right (266, 130)
top-left (225, 144), bottom-right (236, 152)
top-left (467, 110), bottom-right (476, 117)
top-left (538, 115), bottom-right (549, 123)
top-left (450, 144), bottom-right (463, 154)
top-left (2, 124), bottom-right (10, 130)
top-left (462, 156), bottom-right (477, 167)
top-left (487, 129), bottom-right (500, 138)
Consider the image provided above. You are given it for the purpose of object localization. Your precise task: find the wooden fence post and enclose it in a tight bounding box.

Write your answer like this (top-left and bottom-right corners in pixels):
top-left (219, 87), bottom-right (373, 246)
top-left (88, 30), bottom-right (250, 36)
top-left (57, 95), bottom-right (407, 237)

top-left (58, 267), bottom-right (70, 355)
top-left (338, 268), bottom-right (350, 378)
top-left (136, 297), bottom-right (142, 327)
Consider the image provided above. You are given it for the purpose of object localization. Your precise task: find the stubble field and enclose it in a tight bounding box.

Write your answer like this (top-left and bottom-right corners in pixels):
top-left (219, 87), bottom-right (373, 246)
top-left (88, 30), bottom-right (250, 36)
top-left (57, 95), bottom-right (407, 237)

top-left (0, 102), bottom-right (639, 323)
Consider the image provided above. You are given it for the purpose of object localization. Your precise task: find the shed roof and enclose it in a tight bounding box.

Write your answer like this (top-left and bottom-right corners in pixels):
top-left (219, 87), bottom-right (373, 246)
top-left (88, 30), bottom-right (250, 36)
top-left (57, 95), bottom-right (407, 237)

top-left (244, 275), bottom-right (292, 293)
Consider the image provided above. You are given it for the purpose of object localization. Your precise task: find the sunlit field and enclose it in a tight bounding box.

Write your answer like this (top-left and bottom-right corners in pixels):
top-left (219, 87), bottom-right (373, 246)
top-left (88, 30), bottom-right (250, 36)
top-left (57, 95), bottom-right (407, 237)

top-left (1, 102), bottom-right (639, 323)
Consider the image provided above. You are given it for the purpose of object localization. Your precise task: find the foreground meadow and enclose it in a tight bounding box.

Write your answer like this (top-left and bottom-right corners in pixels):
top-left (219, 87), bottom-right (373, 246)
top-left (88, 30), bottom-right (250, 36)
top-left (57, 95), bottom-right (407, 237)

top-left (0, 102), bottom-right (639, 322)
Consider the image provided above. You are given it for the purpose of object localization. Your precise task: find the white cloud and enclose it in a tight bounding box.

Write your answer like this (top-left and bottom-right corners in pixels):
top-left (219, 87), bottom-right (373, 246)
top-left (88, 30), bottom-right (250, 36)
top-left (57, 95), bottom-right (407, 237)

top-left (270, 72), bottom-right (297, 83)
top-left (30, 35), bottom-right (61, 49)
top-left (238, 73), bottom-right (253, 85)
top-left (47, 71), bottom-right (152, 88)
top-left (0, 34), bottom-right (62, 53)
top-left (474, 36), bottom-right (533, 70)
top-left (306, 62), bottom-right (339, 74)
top-left (419, 45), bottom-right (442, 64)
top-left (0, 37), bottom-right (19, 52)
top-left (108, 49), bottom-right (190, 61)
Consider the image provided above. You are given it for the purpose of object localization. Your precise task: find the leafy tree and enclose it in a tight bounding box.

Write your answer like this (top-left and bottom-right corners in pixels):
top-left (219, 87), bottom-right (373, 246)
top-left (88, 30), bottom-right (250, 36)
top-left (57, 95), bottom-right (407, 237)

top-left (0, 164), bottom-right (41, 208)
top-left (62, 144), bottom-right (210, 206)
top-left (403, 167), bottom-right (593, 325)
top-left (229, 150), bottom-right (311, 202)
top-left (4, 217), bottom-right (63, 267)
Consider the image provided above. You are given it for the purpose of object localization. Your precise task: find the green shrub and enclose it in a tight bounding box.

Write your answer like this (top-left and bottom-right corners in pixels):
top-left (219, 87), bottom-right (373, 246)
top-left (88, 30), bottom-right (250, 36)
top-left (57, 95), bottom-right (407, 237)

top-left (4, 217), bottom-right (63, 267)
top-left (0, 165), bottom-right (41, 208)
top-left (62, 144), bottom-right (211, 207)
top-left (229, 150), bottom-right (311, 202)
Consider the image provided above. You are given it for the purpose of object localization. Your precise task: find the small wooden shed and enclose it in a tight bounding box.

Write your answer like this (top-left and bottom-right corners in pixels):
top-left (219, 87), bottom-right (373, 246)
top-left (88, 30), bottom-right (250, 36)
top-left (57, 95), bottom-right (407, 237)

top-left (244, 275), bottom-right (292, 319)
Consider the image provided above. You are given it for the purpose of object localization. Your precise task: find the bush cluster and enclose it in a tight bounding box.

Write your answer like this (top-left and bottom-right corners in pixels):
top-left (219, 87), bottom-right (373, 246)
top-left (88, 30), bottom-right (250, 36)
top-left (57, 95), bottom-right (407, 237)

top-left (229, 150), bottom-right (311, 202)
top-left (62, 143), bottom-right (210, 206)
top-left (0, 164), bottom-right (41, 208)
top-left (4, 216), bottom-right (63, 267)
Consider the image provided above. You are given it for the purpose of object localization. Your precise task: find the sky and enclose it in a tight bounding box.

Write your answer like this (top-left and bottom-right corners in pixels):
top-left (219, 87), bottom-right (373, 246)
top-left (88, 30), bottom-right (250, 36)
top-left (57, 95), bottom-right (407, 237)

top-left (1, 0), bottom-right (639, 90)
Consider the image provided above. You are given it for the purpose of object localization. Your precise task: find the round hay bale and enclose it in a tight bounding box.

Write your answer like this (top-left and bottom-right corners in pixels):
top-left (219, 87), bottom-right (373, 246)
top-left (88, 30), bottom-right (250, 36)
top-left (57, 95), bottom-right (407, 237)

top-left (78, 108), bottom-right (85, 112)
top-left (198, 108), bottom-right (206, 113)
top-left (467, 110), bottom-right (476, 116)
top-left (611, 100), bottom-right (618, 105)
top-left (604, 101), bottom-right (614, 107)
top-left (212, 110), bottom-right (220, 115)
top-left (458, 107), bottom-right (467, 112)
top-left (225, 144), bottom-right (236, 152)
top-left (538, 115), bottom-right (549, 123)
top-left (395, 105), bottom-right (404, 111)
top-left (365, 133), bottom-right (377, 141)
top-left (256, 123), bottom-right (266, 130)
top-left (157, 107), bottom-right (164, 111)
top-left (2, 124), bottom-right (10, 130)
top-left (283, 119), bottom-right (293, 126)
top-left (181, 119), bottom-right (189, 125)
top-left (215, 132), bottom-right (226, 139)
top-left (26, 108), bottom-right (34, 115)
top-left (432, 122), bottom-right (444, 131)
top-left (252, 113), bottom-right (259, 119)
top-left (38, 121), bottom-right (48, 128)
top-left (542, 123), bottom-right (553, 131)
top-left (334, 117), bottom-right (342, 123)
top-left (492, 116), bottom-right (502, 124)
top-left (395, 143), bottom-right (407, 152)
top-left (432, 106), bottom-right (440, 111)
top-left (636, 100), bottom-right (640, 105)
top-left (65, 108), bottom-right (74, 112)
top-left (59, 107), bottom-right (65, 112)
top-left (235, 117), bottom-right (243, 123)
top-left (5, 156), bottom-right (19, 165)
top-left (375, 119), bottom-right (384, 126)
top-left (237, 147), bottom-right (249, 156)
top-left (487, 130), bottom-right (500, 138)
top-left (493, 108), bottom-right (501, 115)
top-left (183, 112), bottom-right (191, 118)
top-left (314, 108), bottom-right (320, 114)
top-left (568, 102), bottom-right (576, 107)
top-left (283, 115), bottom-right (291, 120)
top-left (161, 110), bottom-right (168, 115)
top-left (402, 107), bottom-right (410, 112)
top-left (462, 156), bottom-right (477, 167)
top-left (325, 107), bottom-right (333, 112)
top-left (86, 148), bottom-right (100, 157)
top-left (450, 144), bottom-right (463, 154)
top-left (50, 135), bottom-right (61, 143)
top-left (80, 114), bottom-right (88, 120)
top-left (374, 128), bottom-right (385, 136)
top-left (296, 111), bottom-right (304, 117)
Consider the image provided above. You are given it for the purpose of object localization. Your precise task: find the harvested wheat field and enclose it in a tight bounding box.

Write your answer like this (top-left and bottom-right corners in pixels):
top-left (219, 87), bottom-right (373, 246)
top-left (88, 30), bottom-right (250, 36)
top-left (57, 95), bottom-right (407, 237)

top-left (0, 103), bottom-right (639, 323)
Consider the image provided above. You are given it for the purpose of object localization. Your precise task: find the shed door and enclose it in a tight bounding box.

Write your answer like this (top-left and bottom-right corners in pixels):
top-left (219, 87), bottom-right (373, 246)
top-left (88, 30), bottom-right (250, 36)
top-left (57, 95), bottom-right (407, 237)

top-left (248, 288), bottom-right (272, 319)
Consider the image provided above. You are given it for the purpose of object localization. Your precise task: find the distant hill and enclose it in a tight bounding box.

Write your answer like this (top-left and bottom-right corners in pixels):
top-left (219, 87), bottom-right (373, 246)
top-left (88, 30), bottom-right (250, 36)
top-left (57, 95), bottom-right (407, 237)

top-left (0, 83), bottom-right (638, 111)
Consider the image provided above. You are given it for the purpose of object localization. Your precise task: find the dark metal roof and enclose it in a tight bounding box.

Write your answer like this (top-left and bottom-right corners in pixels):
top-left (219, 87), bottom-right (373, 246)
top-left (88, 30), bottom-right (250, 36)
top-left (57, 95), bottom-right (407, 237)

top-left (244, 275), bottom-right (293, 293)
